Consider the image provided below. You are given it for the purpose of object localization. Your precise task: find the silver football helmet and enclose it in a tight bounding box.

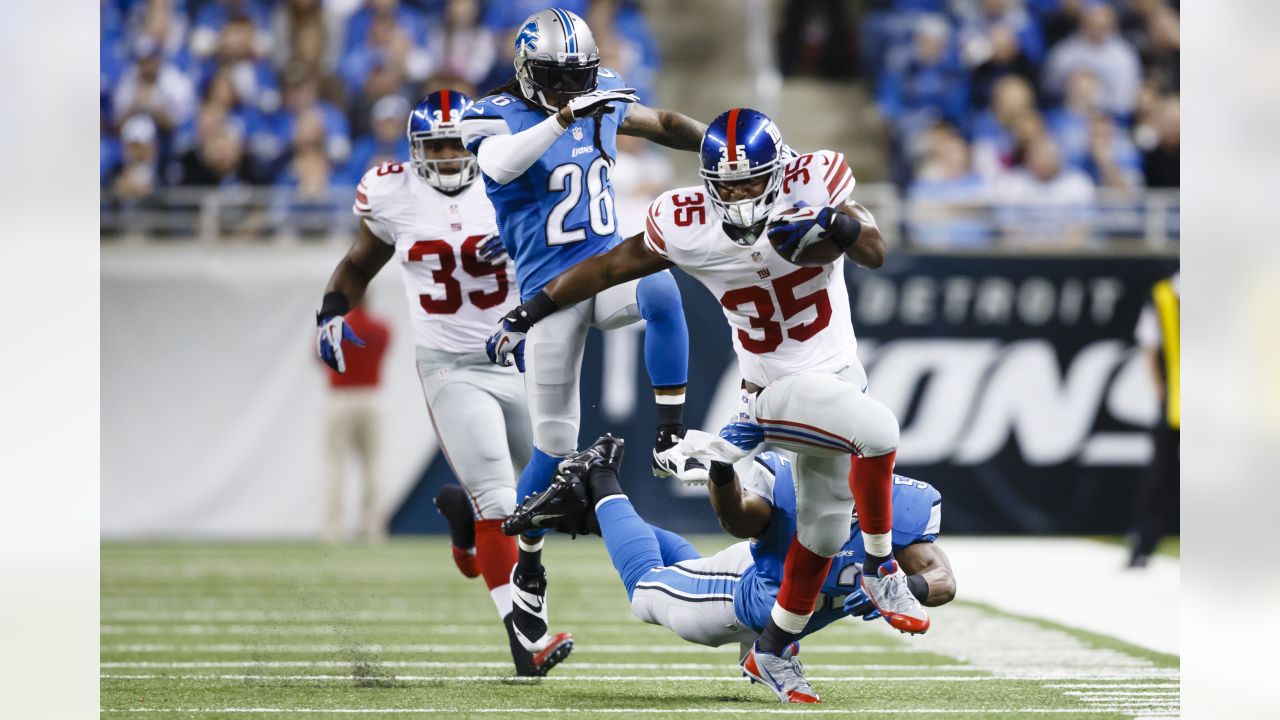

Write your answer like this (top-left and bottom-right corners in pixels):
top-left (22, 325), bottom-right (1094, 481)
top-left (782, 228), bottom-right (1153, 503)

top-left (513, 8), bottom-right (600, 112)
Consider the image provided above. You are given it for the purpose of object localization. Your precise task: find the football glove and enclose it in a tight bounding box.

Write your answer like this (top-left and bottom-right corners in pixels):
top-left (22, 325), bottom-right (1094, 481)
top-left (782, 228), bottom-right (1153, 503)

top-left (658, 426), bottom-right (763, 486)
top-left (766, 201), bottom-right (838, 261)
top-left (842, 585), bottom-right (883, 621)
top-left (316, 314), bottom-right (366, 374)
top-left (565, 87), bottom-right (637, 120)
top-left (476, 234), bottom-right (507, 264)
top-left (485, 315), bottom-right (528, 372)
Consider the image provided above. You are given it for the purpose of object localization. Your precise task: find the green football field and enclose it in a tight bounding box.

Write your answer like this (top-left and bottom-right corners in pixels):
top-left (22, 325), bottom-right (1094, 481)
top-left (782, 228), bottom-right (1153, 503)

top-left (101, 538), bottom-right (1179, 719)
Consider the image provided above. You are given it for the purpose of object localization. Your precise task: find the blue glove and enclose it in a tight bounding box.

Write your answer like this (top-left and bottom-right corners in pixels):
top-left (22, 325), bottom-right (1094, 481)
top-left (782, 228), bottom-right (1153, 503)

top-left (843, 584), bottom-right (882, 621)
top-left (476, 234), bottom-right (507, 264)
top-left (719, 422), bottom-right (764, 452)
top-left (485, 319), bottom-right (526, 372)
top-left (766, 201), bottom-right (837, 260)
top-left (316, 315), bottom-right (366, 374)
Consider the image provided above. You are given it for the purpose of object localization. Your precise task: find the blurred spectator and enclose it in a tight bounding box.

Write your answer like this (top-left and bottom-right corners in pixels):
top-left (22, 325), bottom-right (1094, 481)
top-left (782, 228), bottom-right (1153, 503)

top-left (613, 134), bottom-right (674, 238)
top-left (195, 15), bottom-right (281, 115)
top-left (171, 106), bottom-right (248, 187)
top-left (272, 0), bottom-right (326, 69)
top-left (956, 0), bottom-right (1046, 68)
top-left (1042, 2), bottom-right (1142, 116)
top-left (1038, 0), bottom-right (1086, 49)
top-left (343, 95), bottom-right (411, 185)
top-left (1045, 69), bottom-right (1102, 168)
top-left (906, 123), bottom-right (993, 247)
top-left (1082, 112), bottom-right (1143, 189)
top-left (320, 305), bottom-right (391, 543)
top-left (189, 0), bottom-right (274, 61)
top-left (878, 15), bottom-right (968, 181)
top-left (1139, 94), bottom-right (1179, 188)
top-left (273, 146), bottom-right (341, 238)
top-left (589, 0), bottom-right (661, 103)
top-left (112, 115), bottom-right (161, 201)
top-left (967, 23), bottom-right (1037, 112)
top-left (1120, 0), bottom-right (1180, 93)
top-left (126, 0), bottom-right (191, 68)
top-left (340, 1), bottom-right (430, 132)
top-left (424, 0), bottom-right (498, 90)
top-left (859, 0), bottom-right (951, 85)
top-left (112, 34), bottom-right (196, 134)
top-left (277, 69), bottom-right (352, 167)
top-left (970, 75), bottom-right (1038, 178)
top-left (993, 136), bottom-right (1096, 245)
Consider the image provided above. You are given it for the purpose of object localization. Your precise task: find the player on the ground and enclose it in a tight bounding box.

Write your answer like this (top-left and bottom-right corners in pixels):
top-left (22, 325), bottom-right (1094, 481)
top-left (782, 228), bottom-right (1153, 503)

top-left (459, 7), bottom-right (708, 654)
top-left (485, 106), bottom-right (932, 684)
top-left (314, 89), bottom-right (571, 677)
top-left (505, 433), bottom-right (957, 703)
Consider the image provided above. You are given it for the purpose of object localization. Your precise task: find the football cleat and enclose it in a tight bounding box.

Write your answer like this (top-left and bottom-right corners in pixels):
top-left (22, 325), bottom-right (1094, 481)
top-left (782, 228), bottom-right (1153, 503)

top-left (433, 485), bottom-right (480, 578)
top-left (741, 641), bottom-right (820, 703)
top-left (504, 612), bottom-right (574, 677)
top-left (509, 566), bottom-right (553, 652)
top-left (653, 424), bottom-right (706, 478)
top-left (502, 463), bottom-right (592, 538)
top-left (860, 560), bottom-right (931, 634)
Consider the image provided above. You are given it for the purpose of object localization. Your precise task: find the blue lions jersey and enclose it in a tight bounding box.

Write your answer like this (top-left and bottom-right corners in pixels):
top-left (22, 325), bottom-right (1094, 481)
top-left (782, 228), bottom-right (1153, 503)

top-left (460, 69), bottom-right (631, 300)
top-left (732, 452), bottom-right (943, 638)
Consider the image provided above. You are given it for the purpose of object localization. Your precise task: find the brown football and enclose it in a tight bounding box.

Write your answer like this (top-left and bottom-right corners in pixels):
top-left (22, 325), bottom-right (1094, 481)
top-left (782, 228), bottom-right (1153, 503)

top-left (766, 206), bottom-right (845, 266)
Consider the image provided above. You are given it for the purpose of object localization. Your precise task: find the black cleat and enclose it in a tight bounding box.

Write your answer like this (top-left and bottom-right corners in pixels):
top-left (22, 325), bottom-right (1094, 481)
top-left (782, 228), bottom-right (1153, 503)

top-left (652, 423), bottom-right (706, 478)
top-left (502, 461), bottom-right (592, 537)
top-left (504, 612), bottom-right (574, 677)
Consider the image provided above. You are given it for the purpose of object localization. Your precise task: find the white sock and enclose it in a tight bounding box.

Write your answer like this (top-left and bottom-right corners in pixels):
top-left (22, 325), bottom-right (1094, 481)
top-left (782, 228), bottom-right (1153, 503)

top-left (518, 536), bottom-right (544, 553)
top-left (655, 392), bottom-right (686, 405)
top-left (769, 603), bottom-right (811, 634)
top-left (490, 583), bottom-right (513, 618)
top-left (862, 531), bottom-right (892, 562)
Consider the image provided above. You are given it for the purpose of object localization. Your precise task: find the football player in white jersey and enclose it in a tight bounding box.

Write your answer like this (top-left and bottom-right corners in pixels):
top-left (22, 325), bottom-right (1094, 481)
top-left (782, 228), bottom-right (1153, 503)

top-left (486, 108), bottom-right (930, 689)
top-left (315, 90), bottom-right (572, 677)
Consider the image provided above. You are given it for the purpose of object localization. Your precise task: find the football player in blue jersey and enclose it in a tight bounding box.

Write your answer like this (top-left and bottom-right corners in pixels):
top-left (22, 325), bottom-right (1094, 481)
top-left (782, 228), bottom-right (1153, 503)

top-left (504, 432), bottom-right (956, 704)
top-left (458, 7), bottom-right (707, 654)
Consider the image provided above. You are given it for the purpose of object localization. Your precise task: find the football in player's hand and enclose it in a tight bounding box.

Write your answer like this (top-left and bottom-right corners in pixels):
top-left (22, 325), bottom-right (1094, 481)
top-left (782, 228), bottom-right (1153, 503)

top-left (766, 205), bottom-right (845, 267)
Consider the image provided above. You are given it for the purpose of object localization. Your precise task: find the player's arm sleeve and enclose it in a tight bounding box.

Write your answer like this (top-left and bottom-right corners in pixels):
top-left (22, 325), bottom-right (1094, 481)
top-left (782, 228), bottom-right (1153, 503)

top-left (641, 196), bottom-right (673, 260)
top-left (817, 150), bottom-right (856, 206)
top-left (352, 168), bottom-right (394, 244)
top-left (740, 456), bottom-right (778, 505)
top-left (921, 501), bottom-right (942, 542)
top-left (461, 107), bottom-right (566, 185)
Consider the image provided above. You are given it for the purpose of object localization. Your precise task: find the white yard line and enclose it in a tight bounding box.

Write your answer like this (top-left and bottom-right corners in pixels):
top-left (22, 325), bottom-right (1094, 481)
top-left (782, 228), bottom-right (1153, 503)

top-left (95, 708), bottom-right (1183, 715)
top-left (100, 661), bottom-right (975, 671)
top-left (941, 538), bottom-right (1179, 655)
top-left (99, 642), bottom-right (918, 655)
top-left (99, 673), bottom-right (1174, 683)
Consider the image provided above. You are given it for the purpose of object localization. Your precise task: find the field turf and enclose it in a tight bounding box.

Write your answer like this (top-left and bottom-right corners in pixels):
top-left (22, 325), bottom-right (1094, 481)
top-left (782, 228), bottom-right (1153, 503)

top-left (101, 537), bottom-right (1179, 719)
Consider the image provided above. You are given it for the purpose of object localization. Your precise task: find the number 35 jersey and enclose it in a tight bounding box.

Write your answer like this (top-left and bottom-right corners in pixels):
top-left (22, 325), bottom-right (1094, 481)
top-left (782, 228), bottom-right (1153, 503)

top-left (459, 68), bottom-right (632, 301)
top-left (643, 151), bottom-right (859, 387)
top-left (354, 161), bottom-right (517, 353)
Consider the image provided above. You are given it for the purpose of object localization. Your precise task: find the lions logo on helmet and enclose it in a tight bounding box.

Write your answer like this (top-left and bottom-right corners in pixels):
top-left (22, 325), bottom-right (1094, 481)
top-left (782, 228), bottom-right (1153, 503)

top-left (407, 89), bottom-right (479, 192)
top-left (699, 108), bottom-right (787, 233)
top-left (513, 8), bottom-right (601, 113)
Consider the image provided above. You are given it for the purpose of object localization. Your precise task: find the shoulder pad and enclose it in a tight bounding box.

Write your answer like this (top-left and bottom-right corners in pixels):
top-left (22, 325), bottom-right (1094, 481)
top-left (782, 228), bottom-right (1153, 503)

top-left (354, 161), bottom-right (411, 217)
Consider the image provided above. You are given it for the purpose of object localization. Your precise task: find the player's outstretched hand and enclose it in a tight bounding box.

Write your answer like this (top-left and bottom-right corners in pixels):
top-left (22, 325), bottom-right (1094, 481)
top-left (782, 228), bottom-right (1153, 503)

top-left (476, 234), bottom-right (507, 264)
top-left (842, 585), bottom-right (883, 621)
top-left (485, 319), bottom-right (527, 372)
top-left (316, 314), bottom-right (366, 374)
top-left (658, 426), bottom-right (764, 486)
top-left (767, 201), bottom-right (836, 260)
top-left (564, 87), bottom-right (638, 121)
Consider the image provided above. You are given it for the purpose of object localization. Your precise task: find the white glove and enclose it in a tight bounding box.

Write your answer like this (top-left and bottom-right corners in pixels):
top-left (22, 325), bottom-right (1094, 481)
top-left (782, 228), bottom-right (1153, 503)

top-left (657, 429), bottom-right (758, 486)
top-left (316, 315), bottom-right (365, 374)
top-left (475, 234), bottom-right (507, 264)
top-left (564, 87), bottom-right (638, 120)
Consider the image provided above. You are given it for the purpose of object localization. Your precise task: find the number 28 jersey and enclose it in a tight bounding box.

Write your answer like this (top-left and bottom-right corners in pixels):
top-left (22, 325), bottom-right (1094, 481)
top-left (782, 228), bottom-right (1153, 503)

top-left (642, 151), bottom-right (859, 387)
top-left (354, 161), bottom-right (517, 353)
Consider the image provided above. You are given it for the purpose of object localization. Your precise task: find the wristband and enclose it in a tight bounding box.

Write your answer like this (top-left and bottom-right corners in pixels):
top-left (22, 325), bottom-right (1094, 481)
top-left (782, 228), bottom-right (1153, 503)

top-left (318, 291), bottom-right (350, 322)
top-left (826, 212), bottom-right (863, 251)
top-left (709, 461), bottom-right (735, 487)
top-left (509, 290), bottom-right (559, 331)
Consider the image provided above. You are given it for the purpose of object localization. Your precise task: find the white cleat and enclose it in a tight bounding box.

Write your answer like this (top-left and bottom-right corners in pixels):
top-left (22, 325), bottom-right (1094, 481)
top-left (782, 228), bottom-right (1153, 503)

top-left (740, 642), bottom-right (820, 703)
top-left (861, 559), bottom-right (930, 634)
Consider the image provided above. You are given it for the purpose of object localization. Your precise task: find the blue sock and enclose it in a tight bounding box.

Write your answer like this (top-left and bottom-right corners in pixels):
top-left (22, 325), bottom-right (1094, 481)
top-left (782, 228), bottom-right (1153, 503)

top-left (596, 496), bottom-right (664, 599)
top-left (650, 524), bottom-right (701, 566)
top-left (636, 271), bottom-right (689, 390)
top-left (515, 447), bottom-right (563, 539)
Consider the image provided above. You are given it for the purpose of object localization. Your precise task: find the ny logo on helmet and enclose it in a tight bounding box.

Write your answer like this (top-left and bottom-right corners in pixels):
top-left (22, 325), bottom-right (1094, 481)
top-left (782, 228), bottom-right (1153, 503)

top-left (516, 19), bottom-right (540, 54)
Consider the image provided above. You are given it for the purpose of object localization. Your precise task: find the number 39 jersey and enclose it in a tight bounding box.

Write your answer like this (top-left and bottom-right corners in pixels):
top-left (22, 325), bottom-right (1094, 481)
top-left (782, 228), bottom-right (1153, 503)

top-left (642, 151), bottom-right (859, 387)
top-left (354, 161), bottom-right (517, 353)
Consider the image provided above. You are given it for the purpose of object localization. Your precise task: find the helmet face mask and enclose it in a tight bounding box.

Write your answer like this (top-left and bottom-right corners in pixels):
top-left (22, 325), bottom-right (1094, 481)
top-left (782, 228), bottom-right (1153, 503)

top-left (699, 108), bottom-right (786, 235)
top-left (513, 9), bottom-right (600, 112)
top-left (406, 89), bottom-right (478, 193)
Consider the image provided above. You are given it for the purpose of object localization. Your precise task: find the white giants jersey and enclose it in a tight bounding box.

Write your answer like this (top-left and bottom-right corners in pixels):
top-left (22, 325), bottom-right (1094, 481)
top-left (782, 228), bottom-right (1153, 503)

top-left (354, 161), bottom-right (517, 353)
top-left (642, 151), bottom-right (859, 387)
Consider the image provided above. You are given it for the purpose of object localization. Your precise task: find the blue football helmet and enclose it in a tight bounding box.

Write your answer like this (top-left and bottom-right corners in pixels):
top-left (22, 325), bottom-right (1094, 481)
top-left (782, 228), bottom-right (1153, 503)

top-left (407, 89), bottom-right (478, 192)
top-left (513, 8), bottom-right (600, 112)
top-left (699, 108), bottom-right (787, 232)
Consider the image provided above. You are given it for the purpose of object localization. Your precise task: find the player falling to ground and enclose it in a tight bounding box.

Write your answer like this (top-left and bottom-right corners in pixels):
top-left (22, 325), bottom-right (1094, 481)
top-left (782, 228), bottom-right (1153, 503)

top-left (487, 106), bottom-right (932, 684)
top-left (314, 90), bottom-right (571, 677)
top-left (506, 434), bottom-right (956, 703)
top-left (461, 8), bottom-right (707, 654)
